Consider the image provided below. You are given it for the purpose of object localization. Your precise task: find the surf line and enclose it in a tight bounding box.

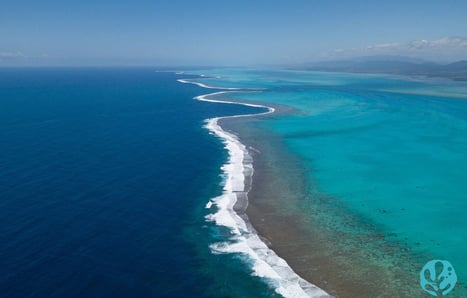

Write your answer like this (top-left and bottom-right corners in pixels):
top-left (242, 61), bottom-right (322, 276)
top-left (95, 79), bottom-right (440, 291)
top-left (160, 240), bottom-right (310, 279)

top-left (178, 78), bottom-right (331, 298)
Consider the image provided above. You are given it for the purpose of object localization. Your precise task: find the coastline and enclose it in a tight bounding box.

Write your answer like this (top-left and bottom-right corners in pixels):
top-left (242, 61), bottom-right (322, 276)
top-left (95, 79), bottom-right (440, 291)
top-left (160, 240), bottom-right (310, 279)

top-left (219, 107), bottom-right (426, 297)
top-left (179, 75), bottom-right (438, 297)
top-left (179, 78), bottom-right (330, 297)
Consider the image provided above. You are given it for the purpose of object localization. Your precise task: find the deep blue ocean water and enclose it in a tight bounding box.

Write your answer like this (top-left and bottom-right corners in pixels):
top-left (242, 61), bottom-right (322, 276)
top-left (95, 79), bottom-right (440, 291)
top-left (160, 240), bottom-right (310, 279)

top-left (4, 67), bottom-right (467, 297)
top-left (0, 68), bottom-right (276, 297)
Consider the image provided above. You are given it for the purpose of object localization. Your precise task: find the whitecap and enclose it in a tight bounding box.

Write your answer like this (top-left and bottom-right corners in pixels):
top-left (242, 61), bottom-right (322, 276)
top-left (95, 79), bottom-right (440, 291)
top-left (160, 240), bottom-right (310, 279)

top-left (178, 75), bottom-right (331, 298)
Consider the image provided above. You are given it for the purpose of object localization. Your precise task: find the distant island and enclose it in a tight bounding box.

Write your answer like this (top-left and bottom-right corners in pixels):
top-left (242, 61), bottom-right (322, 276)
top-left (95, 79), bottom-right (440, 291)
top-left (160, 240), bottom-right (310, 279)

top-left (295, 56), bottom-right (467, 81)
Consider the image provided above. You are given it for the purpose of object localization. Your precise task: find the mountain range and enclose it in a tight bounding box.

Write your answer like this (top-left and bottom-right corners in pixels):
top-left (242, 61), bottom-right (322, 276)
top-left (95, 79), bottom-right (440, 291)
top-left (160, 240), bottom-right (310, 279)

top-left (298, 56), bottom-right (467, 81)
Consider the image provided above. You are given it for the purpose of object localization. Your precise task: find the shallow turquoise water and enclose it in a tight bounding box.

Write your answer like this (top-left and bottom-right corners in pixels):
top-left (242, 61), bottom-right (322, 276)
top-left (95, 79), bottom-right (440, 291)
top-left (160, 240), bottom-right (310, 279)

top-left (189, 68), bottom-right (467, 291)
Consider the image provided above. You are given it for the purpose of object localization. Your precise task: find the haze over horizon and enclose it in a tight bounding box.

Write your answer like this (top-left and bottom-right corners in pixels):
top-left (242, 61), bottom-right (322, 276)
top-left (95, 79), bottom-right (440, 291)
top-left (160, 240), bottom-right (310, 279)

top-left (1, 0), bottom-right (467, 66)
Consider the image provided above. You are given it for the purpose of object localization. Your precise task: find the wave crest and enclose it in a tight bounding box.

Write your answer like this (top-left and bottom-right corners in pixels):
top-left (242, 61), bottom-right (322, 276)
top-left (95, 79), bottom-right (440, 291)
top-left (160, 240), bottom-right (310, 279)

top-left (179, 75), bottom-right (331, 298)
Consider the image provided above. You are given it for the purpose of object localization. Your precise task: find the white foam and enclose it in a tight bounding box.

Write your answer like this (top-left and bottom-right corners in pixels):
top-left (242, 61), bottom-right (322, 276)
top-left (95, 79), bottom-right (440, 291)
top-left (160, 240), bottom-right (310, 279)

top-left (178, 79), bottom-right (241, 90)
top-left (178, 77), bottom-right (266, 92)
top-left (195, 91), bottom-right (274, 114)
top-left (179, 77), bottom-right (331, 298)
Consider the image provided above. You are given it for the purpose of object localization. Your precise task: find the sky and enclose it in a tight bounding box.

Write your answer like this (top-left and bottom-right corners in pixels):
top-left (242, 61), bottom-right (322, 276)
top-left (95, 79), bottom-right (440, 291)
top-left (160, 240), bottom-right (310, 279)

top-left (1, 0), bottom-right (467, 66)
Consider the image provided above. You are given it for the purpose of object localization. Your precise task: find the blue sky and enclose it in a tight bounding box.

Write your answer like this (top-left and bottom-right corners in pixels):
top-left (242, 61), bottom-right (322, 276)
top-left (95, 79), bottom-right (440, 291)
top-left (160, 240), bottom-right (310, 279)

top-left (1, 0), bottom-right (467, 66)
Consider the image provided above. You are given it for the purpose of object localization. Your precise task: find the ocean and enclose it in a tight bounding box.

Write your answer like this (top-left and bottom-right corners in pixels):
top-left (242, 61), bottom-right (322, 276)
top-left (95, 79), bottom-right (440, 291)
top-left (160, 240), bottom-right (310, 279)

top-left (0, 68), bottom-right (277, 297)
top-left (183, 68), bottom-right (467, 296)
top-left (1, 67), bottom-right (467, 297)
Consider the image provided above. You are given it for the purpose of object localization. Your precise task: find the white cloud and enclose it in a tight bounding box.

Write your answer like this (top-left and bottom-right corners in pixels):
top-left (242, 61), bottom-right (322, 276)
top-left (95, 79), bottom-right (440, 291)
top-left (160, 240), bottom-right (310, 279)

top-left (0, 51), bottom-right (25, 58)
top-left (328, 37), bottom-right (467, 62)
top-left (407, 37), bottom-right (467, 50)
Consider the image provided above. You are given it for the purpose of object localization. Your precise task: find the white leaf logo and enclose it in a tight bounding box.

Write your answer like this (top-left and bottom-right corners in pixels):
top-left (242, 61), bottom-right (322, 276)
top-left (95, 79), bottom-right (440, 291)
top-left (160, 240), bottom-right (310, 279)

top-left (420, 260), bottom-right (457, 296)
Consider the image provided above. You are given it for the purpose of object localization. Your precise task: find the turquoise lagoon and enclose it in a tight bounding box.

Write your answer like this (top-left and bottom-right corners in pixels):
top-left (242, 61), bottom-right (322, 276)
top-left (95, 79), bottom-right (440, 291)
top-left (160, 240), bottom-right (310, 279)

top-left (189, 69), bottom-right (467, 295)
